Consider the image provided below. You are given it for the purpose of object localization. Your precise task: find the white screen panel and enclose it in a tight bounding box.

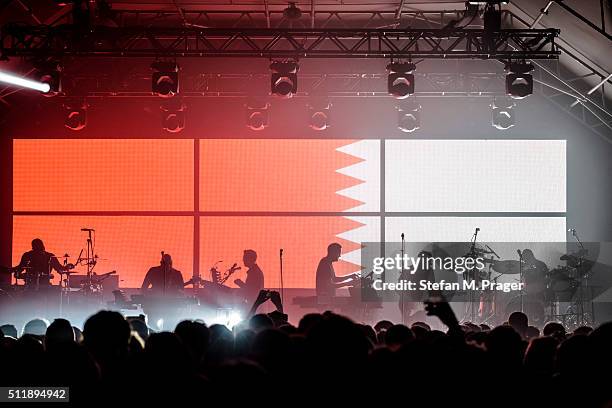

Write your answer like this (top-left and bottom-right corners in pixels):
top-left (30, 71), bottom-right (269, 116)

top-left (385, 217), bottom-right (567, 243)
top-left (385, 140), bottom-right (566, 212)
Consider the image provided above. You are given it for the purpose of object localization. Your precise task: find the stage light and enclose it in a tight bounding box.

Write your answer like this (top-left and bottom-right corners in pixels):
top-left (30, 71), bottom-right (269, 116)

top-left (397, 103), bottom-right (421, 133)
top-left (491, 97), bottom-right (516, 130)
top-left (161, 101), bottom-right (186, 133)
top-left (308, 100), bottom-right (331, 131)
top-left (246, 100), bottom-right (270, 131)
top-left (151, 61), bottom-right (179, 98)
top-left (228, 311), bottom-right (242, 328)
top-left (387, 62), bottom-right (416, 99)
top-left (34, 59), bottom-right (63, 97)
top-left (506, 62), bottom-right (534, 99)
top-left (63, 100), bottom-right (88, 131)
top-left (0, 70), bottom-right (52, 93)
top-left (39, 72), bottom-right (61, 97)
top-left (270, 61), bottom-right (299, 98)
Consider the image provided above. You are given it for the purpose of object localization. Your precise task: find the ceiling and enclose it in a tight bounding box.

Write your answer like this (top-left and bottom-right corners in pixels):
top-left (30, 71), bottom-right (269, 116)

top-left (0, 0), bottom-right (610, 133)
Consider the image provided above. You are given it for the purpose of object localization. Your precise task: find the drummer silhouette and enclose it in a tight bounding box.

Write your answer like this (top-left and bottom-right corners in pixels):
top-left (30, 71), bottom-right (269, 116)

top-left (13, 238), bottom-right (71, 289)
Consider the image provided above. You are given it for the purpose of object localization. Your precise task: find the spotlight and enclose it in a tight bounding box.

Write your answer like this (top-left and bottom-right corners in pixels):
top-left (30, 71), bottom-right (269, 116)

top-left (39, 72), bottom-right (61, 96)
top-left (151, 61), bottom-right (179, 98)
top-left (270, 61), bottom-right (299, 98)
top-left (491, 97), bottom-right (516, 130)
top-left (246, 100), bottom-right (270, 131)
top-left (227, 311), bottom-right (243, 328)
top-left (283, 2), bottom-right (302, 20)
top-left (505, 62), bottom-right (534, 99)
top-left (33, 59), bottom-right (62, 96)
top-left (0, 70), bottom-right (53, 93)
top-left (397, 103), bottom-right (421, 133)
top-left (387, 62), bottom-right (416, 99)
top-left (63, 100), bottom-right (88, 131)
top-left (161, 100), bottom-right (186, 133)
top-left (308, 100), bottom-right (331, 131)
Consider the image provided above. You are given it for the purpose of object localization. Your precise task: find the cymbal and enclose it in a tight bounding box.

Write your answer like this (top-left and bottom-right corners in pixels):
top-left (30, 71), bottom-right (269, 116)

top-left (490, 260), bottom-right (524, 274)
top-left (51, 254), bottom-right (70, 259)
top-left (560, 249), bottom-right (588, 261)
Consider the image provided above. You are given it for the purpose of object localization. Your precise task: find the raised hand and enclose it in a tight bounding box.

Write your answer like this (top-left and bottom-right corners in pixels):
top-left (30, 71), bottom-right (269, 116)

top-left (424, 296), bottom-right (459, 329)
top-left (269, 290), bottom-right (283, 313)
top-left (255, 289), bottom-right (270, 306)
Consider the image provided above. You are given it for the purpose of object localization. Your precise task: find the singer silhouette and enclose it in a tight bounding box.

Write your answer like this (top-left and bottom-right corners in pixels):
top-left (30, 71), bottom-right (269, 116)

top-left (141, 253), bottom-right (184, 296)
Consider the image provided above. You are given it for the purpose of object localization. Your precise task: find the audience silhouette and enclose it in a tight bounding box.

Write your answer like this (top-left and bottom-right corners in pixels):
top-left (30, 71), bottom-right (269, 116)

top-left (1, 293), bottom-right (611, 406)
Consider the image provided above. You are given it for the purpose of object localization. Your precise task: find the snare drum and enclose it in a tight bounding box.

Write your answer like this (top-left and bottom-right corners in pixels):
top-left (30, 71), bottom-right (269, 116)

top-left (547, 267), bottom-right (578, 292)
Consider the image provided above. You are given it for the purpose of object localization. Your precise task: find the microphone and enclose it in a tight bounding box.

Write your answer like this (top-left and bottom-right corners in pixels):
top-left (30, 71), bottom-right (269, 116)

top-left (280, 248), bottom-right (283, 257)
top-left (475, 227), bottom-right (480, 233)
top-left (401, 233), bottom-right (405, 240)
top-left (517, 249), bottom-right (522, 258)
top-left (81, 228), bottom-right (95, 232)
top-left (568, 228), bottom-right (576, 235)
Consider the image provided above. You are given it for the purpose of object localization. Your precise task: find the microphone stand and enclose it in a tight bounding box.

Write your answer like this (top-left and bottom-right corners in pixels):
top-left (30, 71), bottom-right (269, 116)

top-left (82, 229), bottom-right (96, 298)
top-left (161, 251), bottom-right (167, 297)
top-left (279, 249), bottom-right (284, 304)
top-left (400, 233), bottom-right (407, 325)
top-left (571, 229), bottom-right (589, 325)
top-left (518, 250), bottom-right (524, 313)
top-left (465, 228), bottom-right (479, 323)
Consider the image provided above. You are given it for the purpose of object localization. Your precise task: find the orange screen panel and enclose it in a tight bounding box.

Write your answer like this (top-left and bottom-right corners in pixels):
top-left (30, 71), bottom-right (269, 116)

top-left (200, 216), bottom-right (363, 289)
top-left (12, 216), bottom-right (194, 288)
top-left (13, 139), bottom-right (194, 211)
top-left (200, 139), bottom-right (364, 212)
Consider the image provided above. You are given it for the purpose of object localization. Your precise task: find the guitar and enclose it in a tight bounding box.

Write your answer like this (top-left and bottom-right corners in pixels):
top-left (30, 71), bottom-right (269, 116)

top-left (184, 262), bottom-right (242, 288)
top-left (211, 263), bottom-right (242, 285)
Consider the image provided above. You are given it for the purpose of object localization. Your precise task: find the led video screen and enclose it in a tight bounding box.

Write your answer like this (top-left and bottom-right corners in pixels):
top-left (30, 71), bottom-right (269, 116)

top-left (12, 138), bottom-right (566, 288)
top-left (385, 140), bottom-right (566, 212)
top-left (12, 216), bottom-right (194, 288)
top-left (13, 139), bottom-right (194, 211)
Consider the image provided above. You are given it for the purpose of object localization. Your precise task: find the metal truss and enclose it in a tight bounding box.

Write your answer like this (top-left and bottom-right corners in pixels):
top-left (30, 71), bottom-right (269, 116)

top-left (98, 8), bottom-right (471, 30)
top-left (533, 60), bottom-right (612, 142)
top-left (506, 7), bottom-right (612, 141)
top-left (56, 71), bottom-right (508, 98)
top-left (1, 25), bottom-right (560, 59)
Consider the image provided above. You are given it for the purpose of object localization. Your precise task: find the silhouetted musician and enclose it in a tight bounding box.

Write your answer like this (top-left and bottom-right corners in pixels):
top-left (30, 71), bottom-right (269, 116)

top-left (13, 238), bottom-right (70, 289)
top-left (234, 250), bottom-right (264, 306)
top-left (141, 253), bottom-right (184, 296)
top-left (520, 249), bottom-right (549, 294)
top-left (315, 243), bottom-right (359, 299)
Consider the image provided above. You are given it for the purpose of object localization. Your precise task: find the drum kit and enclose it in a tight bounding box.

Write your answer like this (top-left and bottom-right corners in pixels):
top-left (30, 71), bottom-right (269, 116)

top-left (473, 246), bottom-right (592, 327)
top-left (5, 229), bottom-right (117, 311)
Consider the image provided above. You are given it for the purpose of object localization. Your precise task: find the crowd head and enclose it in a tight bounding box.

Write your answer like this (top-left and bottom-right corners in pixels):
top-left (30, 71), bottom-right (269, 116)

top-left (1, 304), bottom-right (611, 406)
